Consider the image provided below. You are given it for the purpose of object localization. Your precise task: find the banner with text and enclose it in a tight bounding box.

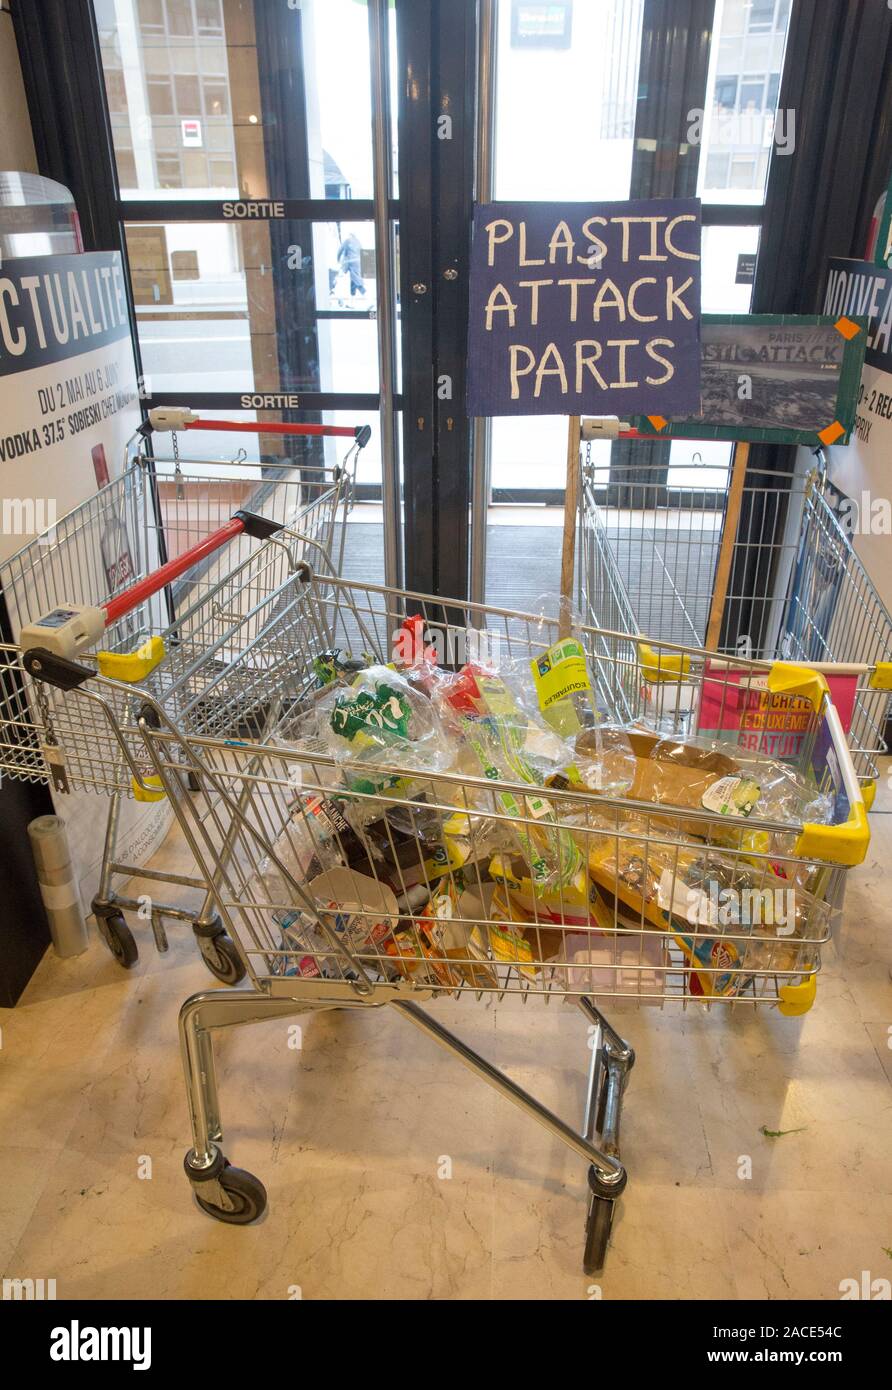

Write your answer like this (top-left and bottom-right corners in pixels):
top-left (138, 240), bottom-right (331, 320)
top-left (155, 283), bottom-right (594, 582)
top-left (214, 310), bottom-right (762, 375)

top-left (0, 250), bottom-right (140, 564)
top-left (0, 250), bottom-right (169, 911)
top-left (466, 198), bottom-right (702, 417)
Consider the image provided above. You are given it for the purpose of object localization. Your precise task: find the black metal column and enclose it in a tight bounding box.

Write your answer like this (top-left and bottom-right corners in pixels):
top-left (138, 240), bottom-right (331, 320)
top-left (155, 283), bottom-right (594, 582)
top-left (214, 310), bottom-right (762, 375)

top-left (396, 0), bottom-right (436, 593)
top-left (432, 0), bottom-right (476, 601)
top-left (254, 2), bottom-right (323, 470)
top-left (609, 0), bottom-right (716, 498)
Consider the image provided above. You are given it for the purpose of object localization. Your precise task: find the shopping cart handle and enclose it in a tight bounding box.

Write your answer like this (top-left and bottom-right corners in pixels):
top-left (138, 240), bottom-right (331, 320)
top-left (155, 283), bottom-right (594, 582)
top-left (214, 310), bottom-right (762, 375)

top-left (144, 408), bottom-right (372, 447)
top-left (18, 511), bottom-right (292, 660)
top-left (22, 648), bottom-right (95, 691)
top-left (102, 512), bottom-right (283, 628)
top-left (233, 509), bottom-right (287, 541)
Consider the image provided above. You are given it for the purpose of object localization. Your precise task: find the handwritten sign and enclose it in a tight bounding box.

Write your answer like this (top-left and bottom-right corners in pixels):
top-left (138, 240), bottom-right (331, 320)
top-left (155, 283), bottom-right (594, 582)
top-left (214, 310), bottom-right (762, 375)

top-left (466, 198), bottom-right (702, 417)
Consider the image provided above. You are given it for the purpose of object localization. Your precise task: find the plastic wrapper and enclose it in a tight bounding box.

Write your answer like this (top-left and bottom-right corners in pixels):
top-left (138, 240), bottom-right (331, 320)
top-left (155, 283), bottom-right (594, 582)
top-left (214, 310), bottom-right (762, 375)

top-left (432, 661), bottom-right (589, 904)
top-left (645, 731), bottom-right (832, 824)
top-left (577, 727), bottom-right (832, 840)
top-left (583, 815), bottom-right (828, 997)
top-left (497, 594), bottom-right (637, 796)
top-left (315, 663), bottom-right (457, 792)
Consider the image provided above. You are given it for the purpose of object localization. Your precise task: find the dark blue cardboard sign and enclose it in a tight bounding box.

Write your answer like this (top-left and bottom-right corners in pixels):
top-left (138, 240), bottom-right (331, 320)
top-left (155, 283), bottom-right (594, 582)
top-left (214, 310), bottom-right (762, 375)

top-left (466, 198), bottom-right (702, 417)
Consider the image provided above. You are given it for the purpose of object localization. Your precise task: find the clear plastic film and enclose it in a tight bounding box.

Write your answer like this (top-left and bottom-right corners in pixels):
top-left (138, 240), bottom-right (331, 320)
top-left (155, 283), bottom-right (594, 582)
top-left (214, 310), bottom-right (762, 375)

top-left (594, 728), bottom-right (833, 841)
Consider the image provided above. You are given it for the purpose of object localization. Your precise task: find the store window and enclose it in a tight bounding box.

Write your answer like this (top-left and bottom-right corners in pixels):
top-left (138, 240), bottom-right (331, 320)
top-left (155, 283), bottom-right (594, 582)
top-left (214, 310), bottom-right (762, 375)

top-left (748, 0), bottom-right (776, 33)
top-left (675, 0), bottom-right (791, 488)
top-left (94, 0), bottom-right (378, 201)
top-left (93, 0), bottom-right (397, 504)
top-left (698, 0), bottom-right (792, 205)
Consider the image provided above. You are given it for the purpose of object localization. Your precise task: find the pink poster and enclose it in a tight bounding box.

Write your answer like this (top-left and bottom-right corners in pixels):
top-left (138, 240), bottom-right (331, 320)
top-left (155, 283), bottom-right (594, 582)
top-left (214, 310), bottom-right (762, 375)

top-left (699, 663), bottom-right (857, 758)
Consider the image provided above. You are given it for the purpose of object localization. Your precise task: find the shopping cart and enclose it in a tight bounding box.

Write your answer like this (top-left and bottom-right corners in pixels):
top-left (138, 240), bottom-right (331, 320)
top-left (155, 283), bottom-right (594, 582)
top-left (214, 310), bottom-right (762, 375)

top-left (579, 445), bottom-right (892, 790)
top-left (0, 415), bottom-right (370, 978)
top-left (17, 565), bottom-right (869, 1271)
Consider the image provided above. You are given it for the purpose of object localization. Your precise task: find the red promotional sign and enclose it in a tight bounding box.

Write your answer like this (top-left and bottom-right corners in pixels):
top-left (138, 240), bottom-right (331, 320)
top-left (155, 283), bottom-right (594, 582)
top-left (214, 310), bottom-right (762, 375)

top-left (698, 662), bottom-right (857, 758)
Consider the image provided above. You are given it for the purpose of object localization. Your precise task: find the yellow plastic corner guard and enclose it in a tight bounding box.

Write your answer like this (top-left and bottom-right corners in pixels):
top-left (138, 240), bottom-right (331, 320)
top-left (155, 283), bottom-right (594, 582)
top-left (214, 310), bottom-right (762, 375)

top-left (766, 662), bottom-right (829, 712)
top-left (97, 636), bottom-right (166, 683)
top-left (795, 801), bottom-right (869, 867)
top-left (862, 778), bottom-right (877, 813)
top-left (778, 974), bottom-right (817, 1017)
top-left (638, 642), bottom-right (691, 683)
top-left (869, 662), bottom-right (892, 691)
top-left (132, 775), bottom-right (165, 802)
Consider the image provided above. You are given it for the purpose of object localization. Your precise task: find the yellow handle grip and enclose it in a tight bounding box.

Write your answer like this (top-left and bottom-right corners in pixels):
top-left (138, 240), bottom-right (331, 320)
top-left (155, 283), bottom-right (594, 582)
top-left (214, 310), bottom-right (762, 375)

top-left (766, 662), bottom-right (829, 712)
top-left (132, 774), bottom-right (166, 802)
top-left (98, 636), bottom-right (166, 683)
top-left (638, 642), bottom-right (691, 683)
top-left (778, 974), bottom-right (817, 1017)
top-left (794, 801), bottom-right (869, 867)
top-left (869, 662), bottom-right (892, 691)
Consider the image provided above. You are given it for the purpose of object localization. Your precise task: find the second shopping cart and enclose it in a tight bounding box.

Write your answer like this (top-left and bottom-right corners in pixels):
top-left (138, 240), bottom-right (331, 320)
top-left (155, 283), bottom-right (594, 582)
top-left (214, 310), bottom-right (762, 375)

top-left (0, 412), bottom-right (370, 977)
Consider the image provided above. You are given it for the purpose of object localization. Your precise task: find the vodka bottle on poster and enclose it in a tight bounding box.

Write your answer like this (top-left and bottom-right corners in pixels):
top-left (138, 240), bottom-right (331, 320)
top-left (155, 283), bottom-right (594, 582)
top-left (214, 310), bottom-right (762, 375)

top-left (92, 443), bottom-right (136, 593)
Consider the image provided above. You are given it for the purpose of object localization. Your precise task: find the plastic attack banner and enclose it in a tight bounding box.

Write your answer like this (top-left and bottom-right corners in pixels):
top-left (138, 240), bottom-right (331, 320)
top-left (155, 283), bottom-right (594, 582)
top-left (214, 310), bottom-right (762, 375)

top-left (466, 198), bottom-right (702, 417)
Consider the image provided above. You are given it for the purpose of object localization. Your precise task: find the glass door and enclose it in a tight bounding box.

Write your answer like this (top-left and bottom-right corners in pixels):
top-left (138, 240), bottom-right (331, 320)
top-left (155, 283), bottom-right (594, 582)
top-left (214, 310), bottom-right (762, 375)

top-left (670, 0), bottom-right (792, 488)
top-left (472, 0), bottom-right (795, 610)
top-left (92, 0), bottom-right (401, 583)
top-left (489, 0), bottom-right (645, 506)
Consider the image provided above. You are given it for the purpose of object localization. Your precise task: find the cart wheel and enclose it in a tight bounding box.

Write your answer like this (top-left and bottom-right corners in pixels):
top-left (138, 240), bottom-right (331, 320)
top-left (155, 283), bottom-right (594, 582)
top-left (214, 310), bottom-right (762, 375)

top-left (194, 1160), bottom-right (267, 1225)
top-left (96, 911), bottom-right (139, 969)
top-left (583, 1191), bottom-right (615, 1275)
top-left (197, 931), bottom-right (246, 985)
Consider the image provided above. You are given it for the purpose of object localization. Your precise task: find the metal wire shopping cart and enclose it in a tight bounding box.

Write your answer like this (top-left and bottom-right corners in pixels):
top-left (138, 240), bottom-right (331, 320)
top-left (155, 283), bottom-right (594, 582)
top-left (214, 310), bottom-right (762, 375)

top-left (579, 446), bottom-right (892, 791)
top-left (0, 414), bottom-right (370, 978)
top-left (16, 564), bottom-right (869, 1271)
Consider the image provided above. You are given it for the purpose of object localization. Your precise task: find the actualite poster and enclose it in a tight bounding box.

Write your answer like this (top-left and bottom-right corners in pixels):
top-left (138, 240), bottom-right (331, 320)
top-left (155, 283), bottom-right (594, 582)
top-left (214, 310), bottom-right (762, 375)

top-left (0, 251), bottom-right (172, 913)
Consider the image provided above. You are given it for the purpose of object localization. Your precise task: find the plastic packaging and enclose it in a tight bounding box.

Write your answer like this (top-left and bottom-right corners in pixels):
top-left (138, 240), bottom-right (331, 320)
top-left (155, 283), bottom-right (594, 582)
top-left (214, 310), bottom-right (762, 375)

top-left (433, 661), bottom-right (589, 903)
top-left (316, 663), bottom-right (456, 791)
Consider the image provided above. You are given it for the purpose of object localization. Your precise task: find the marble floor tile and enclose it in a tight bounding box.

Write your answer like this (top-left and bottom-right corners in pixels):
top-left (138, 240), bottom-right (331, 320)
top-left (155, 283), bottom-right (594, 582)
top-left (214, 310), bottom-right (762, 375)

top-left (3, 762), bottom-right (892, 1299)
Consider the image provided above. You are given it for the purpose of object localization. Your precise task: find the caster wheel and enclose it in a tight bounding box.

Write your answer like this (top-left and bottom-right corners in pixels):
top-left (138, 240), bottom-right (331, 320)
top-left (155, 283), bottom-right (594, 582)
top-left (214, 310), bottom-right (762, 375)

top-left (583, 1192), bottom-right (615, 1275)
top-left (198, 931), bottom-right (246, 985)
top-left (193, 1159), bottom-right (267, 1225)
top-left (96, 912), bottom-right (138, 969)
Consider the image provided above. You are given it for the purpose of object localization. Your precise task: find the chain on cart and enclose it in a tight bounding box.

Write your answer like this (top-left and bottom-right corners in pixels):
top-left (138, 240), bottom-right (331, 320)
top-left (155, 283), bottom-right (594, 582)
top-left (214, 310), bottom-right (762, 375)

top-left (0, 411), bottom-right (371, 977)
top-left (14, 553), bottom-right (869, 1270)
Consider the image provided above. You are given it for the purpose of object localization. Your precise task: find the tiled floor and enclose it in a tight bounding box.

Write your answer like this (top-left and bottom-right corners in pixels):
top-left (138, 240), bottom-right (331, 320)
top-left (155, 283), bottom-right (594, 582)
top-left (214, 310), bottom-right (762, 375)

top-left (2, 770), bottom-right (892, 1301)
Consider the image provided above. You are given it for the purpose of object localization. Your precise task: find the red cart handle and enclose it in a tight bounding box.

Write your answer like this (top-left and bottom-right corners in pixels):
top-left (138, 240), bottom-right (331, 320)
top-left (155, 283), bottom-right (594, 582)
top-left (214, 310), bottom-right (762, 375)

top-left (102, 510), bottom-right (284, 627)
top-left (185, 418), bottom-right (369, 444)
top-left (144, 408), bottom-right (370, 448)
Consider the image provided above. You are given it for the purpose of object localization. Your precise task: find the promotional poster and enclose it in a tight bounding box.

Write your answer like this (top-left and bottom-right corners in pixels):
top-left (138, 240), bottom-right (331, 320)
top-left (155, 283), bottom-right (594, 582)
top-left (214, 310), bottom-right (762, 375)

top-left (631, 313), bottom-right (867, 445)
top-left (0, 251), bottom-right (140, 562)
top-left (0, 250), bottom-right (171, 911)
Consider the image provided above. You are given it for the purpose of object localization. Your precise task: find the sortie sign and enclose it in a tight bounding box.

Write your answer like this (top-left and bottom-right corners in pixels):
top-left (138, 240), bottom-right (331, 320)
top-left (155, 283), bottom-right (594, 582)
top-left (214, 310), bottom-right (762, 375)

top-left (466, 198), bottom-right (702, 417)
